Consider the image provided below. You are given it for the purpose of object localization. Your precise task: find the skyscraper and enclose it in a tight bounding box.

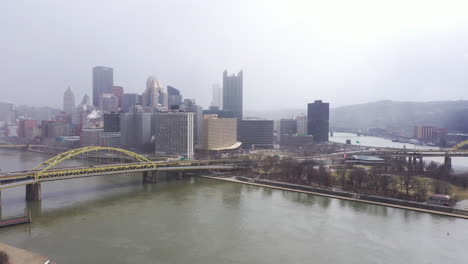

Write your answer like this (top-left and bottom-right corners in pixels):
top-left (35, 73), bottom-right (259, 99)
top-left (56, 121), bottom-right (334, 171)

top-left (211, 83), bottom-right (223, 109)
top-left (142, 76), bottom-right (168, 109)
top-left (63, 86), bottom-right (75, 114)
top-left (122, 93), bottom-right (141, 112)
top-left (222, 70), bottom-right (243, 120)
top-left (167, 86), bottom-right (182, 108)
top-left (120, 106), bottom-right (153, 151)
top-left (92, 66), bottom-right (113, 107)
top-left (307, 100), bottom-right (330, 142)
top-left (81, 94), bottom-right (91, 106)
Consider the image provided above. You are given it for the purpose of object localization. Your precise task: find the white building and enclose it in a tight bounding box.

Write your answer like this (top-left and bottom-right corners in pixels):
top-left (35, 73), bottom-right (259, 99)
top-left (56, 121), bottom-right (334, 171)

top-left (295, 114), bottom-right (308, 135)
top-left (154, 111), bottom-right (194, 159)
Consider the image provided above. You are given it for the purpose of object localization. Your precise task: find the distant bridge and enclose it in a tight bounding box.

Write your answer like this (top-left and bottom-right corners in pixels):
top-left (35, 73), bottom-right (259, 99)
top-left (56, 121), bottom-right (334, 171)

top-left (0, 147), bottom-right (239, 202)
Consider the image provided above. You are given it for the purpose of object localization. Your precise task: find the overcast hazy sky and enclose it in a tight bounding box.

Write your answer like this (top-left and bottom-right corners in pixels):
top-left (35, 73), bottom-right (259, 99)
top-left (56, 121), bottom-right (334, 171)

top-left (1, 0), bottom-right (468, 110)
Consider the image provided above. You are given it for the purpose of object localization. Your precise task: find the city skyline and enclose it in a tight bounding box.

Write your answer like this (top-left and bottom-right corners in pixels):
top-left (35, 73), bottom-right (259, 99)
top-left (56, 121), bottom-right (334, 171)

top-left (2, 1), bottom-right (468, 110)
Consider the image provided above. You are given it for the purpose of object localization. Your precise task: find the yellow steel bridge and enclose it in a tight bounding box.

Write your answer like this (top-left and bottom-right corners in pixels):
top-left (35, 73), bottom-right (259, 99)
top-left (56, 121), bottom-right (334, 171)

top-left (0, 146), bottom-right (237, 190)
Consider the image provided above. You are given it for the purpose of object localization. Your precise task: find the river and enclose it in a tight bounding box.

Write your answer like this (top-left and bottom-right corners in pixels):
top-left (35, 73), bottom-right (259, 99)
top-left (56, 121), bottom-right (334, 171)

top-left (1, 149), bottom-right (468, 263)
top-left (330, 132), bottom-right (468, 173)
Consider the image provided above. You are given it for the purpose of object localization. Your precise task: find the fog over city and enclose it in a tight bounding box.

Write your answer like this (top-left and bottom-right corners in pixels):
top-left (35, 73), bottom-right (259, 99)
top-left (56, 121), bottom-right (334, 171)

top-left (1, 0), bottom-right (468, 110)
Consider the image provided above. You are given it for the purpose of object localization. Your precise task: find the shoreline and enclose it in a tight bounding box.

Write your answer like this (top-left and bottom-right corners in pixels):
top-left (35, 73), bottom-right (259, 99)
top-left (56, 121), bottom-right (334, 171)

top-left (201, 175), bottom-right (468, 219)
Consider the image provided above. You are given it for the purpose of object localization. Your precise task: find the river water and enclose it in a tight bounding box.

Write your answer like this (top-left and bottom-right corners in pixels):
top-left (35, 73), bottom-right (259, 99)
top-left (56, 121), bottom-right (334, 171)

top-left (330, 132), bottom-right (468, 173)
top-left (1, 149), bottom-right (468, 263)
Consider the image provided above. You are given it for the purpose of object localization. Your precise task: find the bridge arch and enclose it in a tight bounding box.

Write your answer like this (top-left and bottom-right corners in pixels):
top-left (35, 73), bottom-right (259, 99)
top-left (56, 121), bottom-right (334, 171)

top-left (450, 140), bottom-right (468, 151)
top-left (32, 147), bottom-right (153, 179)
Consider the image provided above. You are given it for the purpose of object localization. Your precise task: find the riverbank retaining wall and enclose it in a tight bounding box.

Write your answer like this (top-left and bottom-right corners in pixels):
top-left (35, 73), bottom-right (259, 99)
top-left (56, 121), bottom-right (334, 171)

top-left (235, 177), bottom-right (468, 216)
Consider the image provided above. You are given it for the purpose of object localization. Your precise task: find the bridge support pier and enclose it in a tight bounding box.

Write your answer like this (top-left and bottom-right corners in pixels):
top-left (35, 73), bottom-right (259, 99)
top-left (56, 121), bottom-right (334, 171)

top-left (418, 157), bottom-right (424, 172)
top-left (142, 171), bottom-right (158, 184)
top-left (26, 183), bottom-right (42, 201)
top-left (444, 156), bottom-right (452, 169)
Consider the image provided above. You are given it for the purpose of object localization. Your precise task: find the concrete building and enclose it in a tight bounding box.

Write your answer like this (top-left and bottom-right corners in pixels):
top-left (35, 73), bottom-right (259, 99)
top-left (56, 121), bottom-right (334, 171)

top-left (167, 86), bottom-right (183, 108)
top-left (280, 119), bottom-right (297, 144)
top-left (223, 70), bottom-right (243, 120)
top-left (211, 83), bottom-right (223, 109)
top-left (100, 93), bottom-right (119, 113)
top-left (415, 126), bottom-right (448, 141)
top-left (122, 93), bottom-right (141, 112)
top-left (240, 119), bottom-right (274, 149)
top-left (63, 86), bottom-right (75, 115)
top-left (104, 113), bottom-right (120, 132)
top-left (295, 114), bottom-right (307, 135)
top-left (81, 127), bottom-right (103, 146)
top-left (307, 100), bottom-right (330, 142)
top-left (4, 125), bottom-right (18, 137)
top-left (18, 120), bottom-right (41, 143)
top-left (154, 111), bottom-right (194, 159)
top-left (42, 120), bottom-right (70, 139)
top-left (92, 66), bottom-right (113, 107)
top-left (200, 114), bottom-right (238, 150)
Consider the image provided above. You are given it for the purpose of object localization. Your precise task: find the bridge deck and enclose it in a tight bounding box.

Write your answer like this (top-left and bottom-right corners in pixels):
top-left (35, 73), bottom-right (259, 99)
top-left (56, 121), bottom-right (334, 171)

top-left (0, 163), bottom-right (237, 190)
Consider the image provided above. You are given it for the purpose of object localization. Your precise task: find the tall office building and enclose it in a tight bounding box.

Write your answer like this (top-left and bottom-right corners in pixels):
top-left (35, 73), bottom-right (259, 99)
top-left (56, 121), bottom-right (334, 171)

top-left (122, 93), bottom-right (141, 112)
top-left (154, 112), bottom-right (194, 159)
top-left (307, 100), bottom-right (330, 142)
top-left (142, 76), bottom-right (168, 109)
top-left (240, 120), bottom-right (274, 149)
top-left (222, 70), bottom-right (243, 120)
top-left (280, 119), bottom-right (297, 144)
top-left (211, 83), bottom-right (223, 109)
top-left (63, 86), bottom-right (75, 114)
top-left (120, 106), bottom-right (153, 151)
top-left (92, 66), bottom-right (113, 107)
top-left (81, 94), bottom-right (91, 106)
top-left (167, 86), bottom-right (183, 108)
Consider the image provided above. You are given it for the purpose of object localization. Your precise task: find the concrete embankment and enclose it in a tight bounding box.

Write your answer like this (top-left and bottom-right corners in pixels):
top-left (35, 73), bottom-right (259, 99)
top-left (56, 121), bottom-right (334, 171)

top-left (0, 242), bottom-right (53, 264)
top-left (202, 176), bottom-right (468, 219)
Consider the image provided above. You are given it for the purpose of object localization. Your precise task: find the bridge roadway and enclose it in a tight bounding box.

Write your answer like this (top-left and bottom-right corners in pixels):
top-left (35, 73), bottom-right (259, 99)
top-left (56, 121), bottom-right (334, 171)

top-left (0, 161), bottom-right (237, 190)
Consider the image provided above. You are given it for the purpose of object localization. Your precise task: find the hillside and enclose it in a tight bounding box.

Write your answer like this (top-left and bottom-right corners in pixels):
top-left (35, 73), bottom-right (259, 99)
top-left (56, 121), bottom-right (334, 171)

top-left (331, 100), bottom-right (468, 132)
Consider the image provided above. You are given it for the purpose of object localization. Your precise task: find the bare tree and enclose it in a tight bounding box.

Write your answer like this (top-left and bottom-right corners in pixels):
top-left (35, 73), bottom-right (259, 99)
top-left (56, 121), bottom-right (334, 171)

top-left (413, 180), bottom-right (428, 202)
